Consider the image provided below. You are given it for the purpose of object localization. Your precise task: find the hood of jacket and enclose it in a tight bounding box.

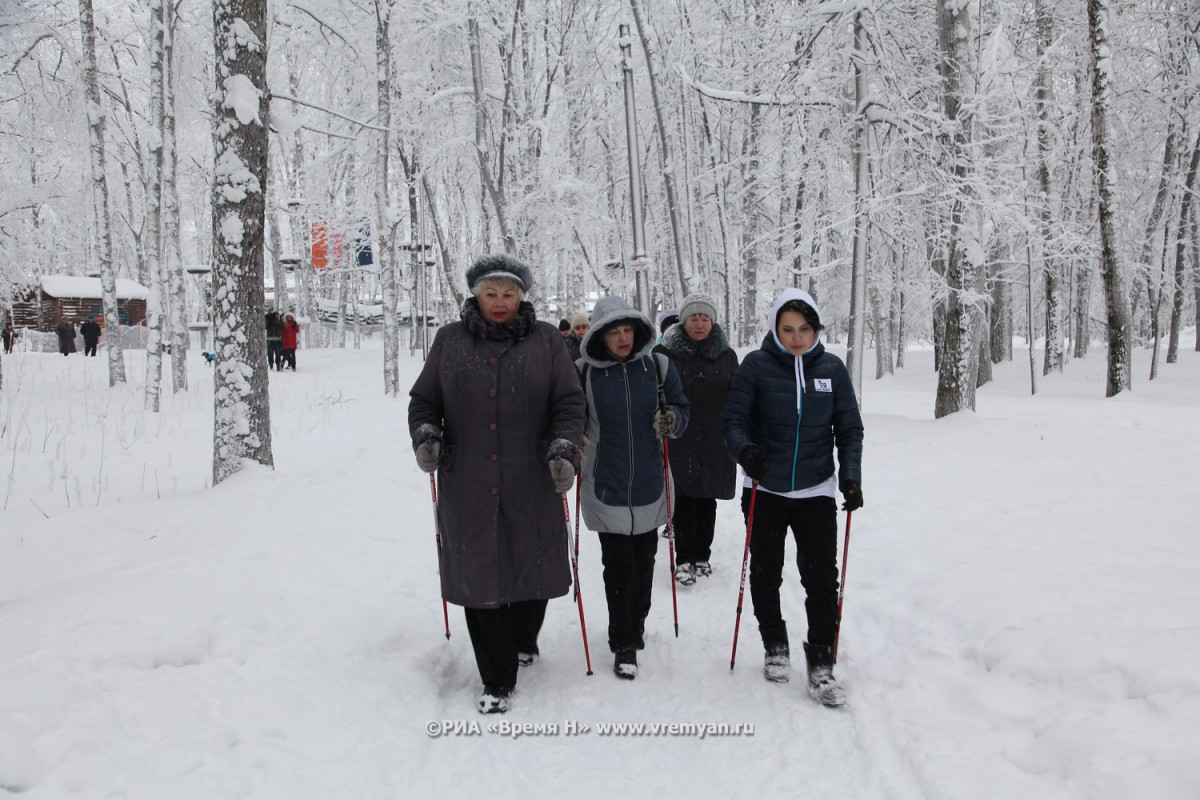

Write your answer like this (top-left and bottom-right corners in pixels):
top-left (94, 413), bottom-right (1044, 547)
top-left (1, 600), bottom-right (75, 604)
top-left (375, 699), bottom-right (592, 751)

top-left (579, 296), bottom-right (657, 367)
top-left (769, 287), bottom-right (822, 354)
top-left (765, 287), bottom-right (823, 407)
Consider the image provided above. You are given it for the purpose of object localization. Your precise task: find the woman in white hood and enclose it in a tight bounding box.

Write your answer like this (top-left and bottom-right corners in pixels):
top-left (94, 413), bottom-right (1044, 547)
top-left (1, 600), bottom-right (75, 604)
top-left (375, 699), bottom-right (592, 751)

top-left (722, 288), bottom-right (863, 706)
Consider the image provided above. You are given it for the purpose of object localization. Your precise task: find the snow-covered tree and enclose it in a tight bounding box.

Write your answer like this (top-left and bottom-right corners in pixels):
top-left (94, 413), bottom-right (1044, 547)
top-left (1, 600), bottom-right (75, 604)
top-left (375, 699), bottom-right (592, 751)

top-left (211, 0), bottom-right (272, 483)
top-left (1086, 0), bottom-right (1132, 397)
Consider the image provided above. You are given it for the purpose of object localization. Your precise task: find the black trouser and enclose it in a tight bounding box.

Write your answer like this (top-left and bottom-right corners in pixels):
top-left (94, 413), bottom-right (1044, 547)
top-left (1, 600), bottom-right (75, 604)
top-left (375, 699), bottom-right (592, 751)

top-left (463, 599), bottom-right (548, 691)
top-left (84, 339), bottom-right (99, 356)
top-left (282, 348), bottom-right (296, 370)
top-left (598, 530), bottom-right (659, 653)
top-left (672, 495), bottom-right (717, 566)
top-left (742, 489), bottom-right (840, 652)
top-left (267, 340), bottom-right (282, 369)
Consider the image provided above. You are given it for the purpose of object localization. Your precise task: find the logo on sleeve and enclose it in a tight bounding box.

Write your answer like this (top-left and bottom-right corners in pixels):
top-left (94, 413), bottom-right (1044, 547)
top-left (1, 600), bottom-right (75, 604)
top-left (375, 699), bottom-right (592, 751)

top-left (814, 378), bottom-right (833, 393)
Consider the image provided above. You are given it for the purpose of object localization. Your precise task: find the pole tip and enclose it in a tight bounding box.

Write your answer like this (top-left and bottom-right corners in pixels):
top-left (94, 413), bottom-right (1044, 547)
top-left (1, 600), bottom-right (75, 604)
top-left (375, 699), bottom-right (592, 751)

top-left (444, 633), bottom-right (451, 640)
top-left (730, 662), bottom-right (735, 671)
top-left (586, 670), bottom-right (594, 676)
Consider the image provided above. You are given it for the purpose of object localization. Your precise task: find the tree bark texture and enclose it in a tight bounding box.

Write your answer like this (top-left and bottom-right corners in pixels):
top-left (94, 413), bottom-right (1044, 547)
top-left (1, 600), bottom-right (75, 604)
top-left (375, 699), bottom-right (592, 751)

top-left (77, 0), bottom-right (127, 386)
top-left (211, 0), bottom-right (273, 483)
top-left (1087, 0), bottom-right (1132, 397)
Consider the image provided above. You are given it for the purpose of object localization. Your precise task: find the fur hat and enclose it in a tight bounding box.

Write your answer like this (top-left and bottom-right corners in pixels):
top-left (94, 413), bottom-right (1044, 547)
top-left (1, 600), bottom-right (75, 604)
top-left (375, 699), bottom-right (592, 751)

top-left (465, 253), bottom-right (533, 293)
top-left (570, 312), bottom-right (590, 328)
top-left (679, 292), bottom-right (719, 324)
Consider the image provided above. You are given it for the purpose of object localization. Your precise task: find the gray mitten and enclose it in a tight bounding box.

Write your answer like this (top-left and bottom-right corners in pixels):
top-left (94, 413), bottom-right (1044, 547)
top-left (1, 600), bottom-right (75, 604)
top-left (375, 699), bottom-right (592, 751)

top-left (549, 457), bottom-right (576, 493)
top-left (416, 440), bottom-right (442, 473)
top-left (653, 409), bottom-right (677, 437)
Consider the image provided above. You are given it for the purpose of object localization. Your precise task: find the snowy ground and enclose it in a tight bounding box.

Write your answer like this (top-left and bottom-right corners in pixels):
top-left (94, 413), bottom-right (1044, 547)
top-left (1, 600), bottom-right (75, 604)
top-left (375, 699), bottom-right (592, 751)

top-left (1, 336), bottom-right (1198, 799)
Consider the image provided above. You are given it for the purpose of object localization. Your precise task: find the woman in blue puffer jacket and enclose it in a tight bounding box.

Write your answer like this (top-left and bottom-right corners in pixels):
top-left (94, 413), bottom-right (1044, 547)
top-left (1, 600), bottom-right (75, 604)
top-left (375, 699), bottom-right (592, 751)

top-left (723, 288), bottom-right (863, 707)
top-left (577, 296), bottom-right (689, 681)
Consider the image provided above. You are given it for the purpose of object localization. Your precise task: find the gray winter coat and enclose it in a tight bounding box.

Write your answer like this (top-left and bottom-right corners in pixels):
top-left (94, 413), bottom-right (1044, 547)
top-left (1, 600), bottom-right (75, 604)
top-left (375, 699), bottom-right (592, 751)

top-left (576, 297), bottom-right (690, 535)
top-left (408, 300), bottom-right (585, 608)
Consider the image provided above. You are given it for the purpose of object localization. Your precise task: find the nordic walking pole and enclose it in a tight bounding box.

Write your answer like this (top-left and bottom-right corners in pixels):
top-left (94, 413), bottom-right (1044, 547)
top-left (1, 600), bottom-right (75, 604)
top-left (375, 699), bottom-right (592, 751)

top-left (564, 480), bottom-right (593, 675)
top-left (833, 510), bottom-right (853, 663)
top-left (662, 438), bottom-right (679, 637)
top-left (428, 473), bottom-right (450, 639)
top-left (730, 481), bottom-right (759, 670)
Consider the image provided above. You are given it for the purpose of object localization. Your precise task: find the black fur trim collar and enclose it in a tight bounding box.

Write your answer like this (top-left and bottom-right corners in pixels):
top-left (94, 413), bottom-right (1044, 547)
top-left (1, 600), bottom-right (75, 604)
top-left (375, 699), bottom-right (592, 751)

top-left (659, 322), bottom-right (731, 360)
top-left (461, 298), bottom-right (538, 340)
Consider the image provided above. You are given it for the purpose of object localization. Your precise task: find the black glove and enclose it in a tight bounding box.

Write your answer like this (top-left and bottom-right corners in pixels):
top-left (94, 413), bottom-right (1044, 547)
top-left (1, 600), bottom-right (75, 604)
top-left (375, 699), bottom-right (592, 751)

top-left (549, 457), bottom-right (576, 493)
top-left (653, 409), bottom-right (677, 437)
top-left (738, 444), bottom-right (765, 481)
top-left (840, 480), bottom-right (863, 512)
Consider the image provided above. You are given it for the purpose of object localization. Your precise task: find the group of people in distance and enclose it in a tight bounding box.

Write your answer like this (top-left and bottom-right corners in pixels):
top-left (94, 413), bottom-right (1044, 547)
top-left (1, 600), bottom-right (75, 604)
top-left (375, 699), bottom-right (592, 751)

top-left (264, 310), bottom-right (300, 371)
top-left (51, 317), bottom-right (103, 357)
top-left (409, 253), bottom-right (863, 715)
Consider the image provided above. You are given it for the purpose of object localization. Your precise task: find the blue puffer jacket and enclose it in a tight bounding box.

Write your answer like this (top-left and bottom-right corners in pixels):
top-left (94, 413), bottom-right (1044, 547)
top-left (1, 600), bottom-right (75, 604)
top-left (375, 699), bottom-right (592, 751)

top-left (723, 289), bottom-right (863, 495)
top-left (577, 297), bottom-right (690, 535)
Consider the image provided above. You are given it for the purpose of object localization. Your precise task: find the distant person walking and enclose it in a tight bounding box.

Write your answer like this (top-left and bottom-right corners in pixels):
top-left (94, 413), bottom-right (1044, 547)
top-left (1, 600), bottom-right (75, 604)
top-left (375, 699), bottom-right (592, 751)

top-left (54, 318), bottom-right (77, 356)
top-left (564, 312), bottom-right (589, 362)
top-left (80, 319), bottom-right (102, 356)
top-left (280, 312), bottom-right (300, 371)
top-left (2, 322), bottom-right (16, 354)
top-left (265, 311), bottom-right (283, 371)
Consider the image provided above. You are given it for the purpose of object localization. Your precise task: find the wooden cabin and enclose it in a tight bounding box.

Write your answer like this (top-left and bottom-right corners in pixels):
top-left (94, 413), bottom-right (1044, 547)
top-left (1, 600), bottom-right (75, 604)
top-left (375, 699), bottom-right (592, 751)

top-left (10, 276), bottom-right (149, 332)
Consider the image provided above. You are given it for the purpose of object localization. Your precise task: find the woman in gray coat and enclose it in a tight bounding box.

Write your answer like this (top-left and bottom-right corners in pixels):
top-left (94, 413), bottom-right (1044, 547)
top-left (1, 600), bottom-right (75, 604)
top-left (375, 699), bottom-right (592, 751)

top-left (577, 296), bottom-right (689, 680)
top-left (409, 254), bottom-right (585, 714)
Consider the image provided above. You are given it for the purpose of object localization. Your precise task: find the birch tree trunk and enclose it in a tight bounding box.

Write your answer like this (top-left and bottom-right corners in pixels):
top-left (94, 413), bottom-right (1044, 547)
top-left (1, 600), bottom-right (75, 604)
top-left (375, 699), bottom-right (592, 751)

top-left (144, 0), bottom-right (166, 412)
top-left (1166, 129), bottom-right (1199, 364)
top-left (77, 0), bottom-right (126, 386)
top-left (468, 12), bottom-right (514, 253)
top-left (628, 0), bottom-right (689, 300)
top-left (375, 0), bottom-right (400, 396)
top-left (846, 12), bottom-right (868, 401)
top-left (164, 0), bottom-right (188, 393)
top-left (1035, 0), bottom-right (1063, 375)
top-left (1087, 0), bottom-right (1132, 397)
top-left (211, 0), bottom-right (272, 484)
top-left (933, 0), bottom-right (981, 418)
top-left (740, 101), bottom-right (762, 347)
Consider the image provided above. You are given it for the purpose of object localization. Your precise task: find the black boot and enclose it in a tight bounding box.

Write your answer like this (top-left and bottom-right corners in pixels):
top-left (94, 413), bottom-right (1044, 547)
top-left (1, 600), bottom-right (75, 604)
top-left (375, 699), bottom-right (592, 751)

top-left (803, 643), bottom-right (846, 707)
top-left (613, 649), bottom-right (638, 680)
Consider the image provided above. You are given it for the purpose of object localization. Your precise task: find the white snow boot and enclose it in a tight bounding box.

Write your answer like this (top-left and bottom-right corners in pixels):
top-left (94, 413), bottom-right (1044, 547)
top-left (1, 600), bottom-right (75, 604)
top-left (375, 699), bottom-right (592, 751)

top-left (804, 643), bottom-right (846, 707)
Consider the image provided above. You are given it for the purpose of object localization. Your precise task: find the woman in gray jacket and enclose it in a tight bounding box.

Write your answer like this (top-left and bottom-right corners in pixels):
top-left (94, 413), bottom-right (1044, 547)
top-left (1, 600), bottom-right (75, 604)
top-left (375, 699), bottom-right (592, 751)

top-left (409, 254), bottom-right (585, 714)
top-left (577, 296), bottom-right (689, 680)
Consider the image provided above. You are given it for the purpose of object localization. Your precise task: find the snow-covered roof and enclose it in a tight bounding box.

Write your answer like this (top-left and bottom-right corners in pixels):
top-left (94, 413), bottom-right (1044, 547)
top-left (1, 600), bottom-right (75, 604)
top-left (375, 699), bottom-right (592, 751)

top-left (40, 276), bottom-right (150, 300)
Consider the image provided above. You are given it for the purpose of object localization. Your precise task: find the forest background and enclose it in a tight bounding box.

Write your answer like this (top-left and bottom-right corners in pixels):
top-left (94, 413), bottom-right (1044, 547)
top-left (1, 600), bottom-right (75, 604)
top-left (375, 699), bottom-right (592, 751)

top-left (1, 0), bottom-right (1198, 478)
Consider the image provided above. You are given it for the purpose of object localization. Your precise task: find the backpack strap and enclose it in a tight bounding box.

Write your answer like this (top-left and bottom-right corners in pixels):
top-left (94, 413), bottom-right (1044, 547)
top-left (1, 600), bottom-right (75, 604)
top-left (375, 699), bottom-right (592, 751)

top-left (580, 362), bottom-right (591, 416)
top-left (652, 352), bottom-right (667, 412)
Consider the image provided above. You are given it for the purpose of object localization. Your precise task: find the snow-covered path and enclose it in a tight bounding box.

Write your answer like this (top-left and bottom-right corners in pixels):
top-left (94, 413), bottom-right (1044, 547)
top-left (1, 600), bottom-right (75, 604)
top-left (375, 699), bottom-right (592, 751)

top-left (2, 341), bottom-right (1197, 798)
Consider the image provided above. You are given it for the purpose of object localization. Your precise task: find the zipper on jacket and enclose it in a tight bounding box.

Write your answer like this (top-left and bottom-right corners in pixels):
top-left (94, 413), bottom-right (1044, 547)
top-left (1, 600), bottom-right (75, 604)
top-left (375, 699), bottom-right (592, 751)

top-left (622, 361), bottom-right (636, 529)
top-left (790, 358), bottom-right (803, 491)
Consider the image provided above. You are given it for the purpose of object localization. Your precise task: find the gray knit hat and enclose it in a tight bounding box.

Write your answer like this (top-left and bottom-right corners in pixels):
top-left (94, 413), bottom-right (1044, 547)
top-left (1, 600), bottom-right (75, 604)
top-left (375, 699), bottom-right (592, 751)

top-left (679, 292), bottom-right (718, 324)
top-left (465, 253), bottom-right (533, 293)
